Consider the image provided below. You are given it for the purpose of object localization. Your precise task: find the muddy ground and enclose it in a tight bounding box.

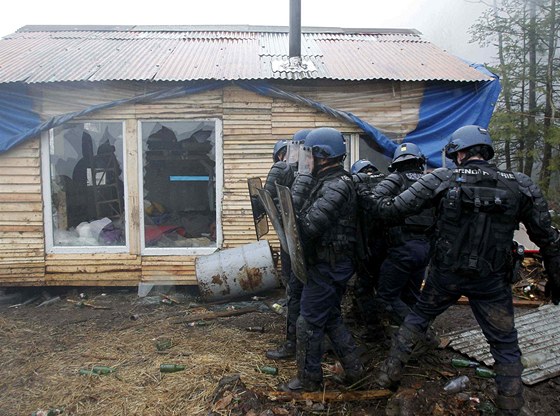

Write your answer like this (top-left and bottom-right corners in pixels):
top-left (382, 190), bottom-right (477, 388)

top-left (1, 279), bottom-right (559, 416)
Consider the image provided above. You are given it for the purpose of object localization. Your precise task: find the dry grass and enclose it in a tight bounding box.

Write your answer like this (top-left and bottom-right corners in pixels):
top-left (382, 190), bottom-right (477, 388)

top-left (0, 290), bottom-right (296, 415)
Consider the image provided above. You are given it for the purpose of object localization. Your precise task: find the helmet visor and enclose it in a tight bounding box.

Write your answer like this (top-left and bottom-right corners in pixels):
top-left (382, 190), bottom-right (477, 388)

top-left (286, 141), bottom-right (301, 166)
top-left (298, 146), bottom-right (314, 175)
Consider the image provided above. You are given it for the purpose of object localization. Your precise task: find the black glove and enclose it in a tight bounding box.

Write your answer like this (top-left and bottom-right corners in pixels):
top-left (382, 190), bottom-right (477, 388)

top-left (544, 255), bottom-right (560, 305)
top-left (250, 195), bottom-right (266, 220)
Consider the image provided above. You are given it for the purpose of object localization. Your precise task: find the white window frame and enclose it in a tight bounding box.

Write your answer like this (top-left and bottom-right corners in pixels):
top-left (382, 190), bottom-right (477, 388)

top-left (138, 118), bottom-right (223, 256)
top-left (41, 122), bottom-right (130, 254)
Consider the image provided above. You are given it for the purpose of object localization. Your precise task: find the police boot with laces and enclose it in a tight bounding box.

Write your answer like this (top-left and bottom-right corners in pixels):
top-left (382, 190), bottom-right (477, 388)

top-left (266, 340), bottom-right (296, 360)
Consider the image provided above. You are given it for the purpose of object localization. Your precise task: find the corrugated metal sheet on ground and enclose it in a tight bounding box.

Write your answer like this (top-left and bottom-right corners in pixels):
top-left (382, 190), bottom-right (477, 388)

top-left (0, 25), bottom-right (491, 84)
top-left (445, 304), bottom-right (560, 385)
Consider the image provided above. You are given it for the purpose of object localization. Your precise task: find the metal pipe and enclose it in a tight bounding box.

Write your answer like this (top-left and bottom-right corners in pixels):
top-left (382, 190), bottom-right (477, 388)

top-left (289, 0), bottom-right (301, 58)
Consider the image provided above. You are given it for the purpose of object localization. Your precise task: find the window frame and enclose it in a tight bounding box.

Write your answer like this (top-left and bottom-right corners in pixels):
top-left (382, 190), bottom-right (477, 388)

top-left (41, 121), bottom-right (130, 254)
top-left (137, 118), bottom-right (223, 256)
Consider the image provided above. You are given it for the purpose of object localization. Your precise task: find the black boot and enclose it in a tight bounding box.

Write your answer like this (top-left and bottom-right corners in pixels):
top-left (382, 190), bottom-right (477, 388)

top-left (341, 351), bottom-right (365, 386)
top-left (494, 361), bottom-right (524, 416)
top-left (376, 323), bottom-right (424, 389)
top-left (281, 371), bottom-right (322, 392)
top-left (266, 340), bottom-right (296, 360)
top-left (410, 325), bottom-right (439, 358)
top-left (266, 302), bottom-right (297, 360)
top-left (281, 316), bottom-right (323, 392)
top-left (325, 316), bottom-right (365, 386)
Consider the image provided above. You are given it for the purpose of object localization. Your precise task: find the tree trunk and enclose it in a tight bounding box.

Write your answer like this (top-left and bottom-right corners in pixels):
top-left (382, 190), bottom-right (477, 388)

top-left (540, 0), bottom-right (557, 192)
top-left (494, 0), bottom-right (513, 170)
top-left (524, 0), bottom-right (538, 177)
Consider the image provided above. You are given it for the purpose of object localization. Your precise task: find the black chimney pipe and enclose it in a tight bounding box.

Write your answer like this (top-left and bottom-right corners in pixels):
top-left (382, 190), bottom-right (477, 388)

top-left (289, 0), bottom-right (301, 58)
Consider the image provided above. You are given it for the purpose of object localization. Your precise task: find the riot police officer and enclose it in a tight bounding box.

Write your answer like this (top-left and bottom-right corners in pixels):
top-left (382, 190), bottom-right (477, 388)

top-left (367, 125), bottom-right (560, 416)
top-left (265, 129), bottom-right (311, 360)
top-left (251, 139), bottom-right (289, 221)
top-left (372, 143), bottom-right (435, 326)
top-left (272, 139), bottom-right (288, 163)
top-left (264, 129), bottom-right (310, 207)
top-left (351, 159), bottom-right (387, 329)
top-left (282, 127), bottom-right (364, 392)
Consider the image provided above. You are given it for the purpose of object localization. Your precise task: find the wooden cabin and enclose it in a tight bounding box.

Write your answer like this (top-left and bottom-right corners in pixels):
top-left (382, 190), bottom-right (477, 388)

top-left (0, 25), bottom-right (498, 287)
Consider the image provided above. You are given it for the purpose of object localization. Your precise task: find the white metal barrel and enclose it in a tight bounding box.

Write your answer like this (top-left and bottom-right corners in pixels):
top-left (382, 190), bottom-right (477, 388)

top-left (195, 240), bottom-right (280, 301)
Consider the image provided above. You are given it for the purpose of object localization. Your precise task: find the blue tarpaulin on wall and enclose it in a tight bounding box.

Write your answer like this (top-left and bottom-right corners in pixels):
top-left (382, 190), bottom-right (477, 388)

top-left (403, 64), bottom-right (501, 167)
top-left (0, 64), bottom-right (500, 167)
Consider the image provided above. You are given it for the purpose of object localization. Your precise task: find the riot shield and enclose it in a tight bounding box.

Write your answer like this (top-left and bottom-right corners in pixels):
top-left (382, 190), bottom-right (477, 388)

top-left (276, 184), bottom-right (307, 284)
top-left (247, 177), bottom-right (269, 240)
top-left (256, 188), bottom-right (288, 251)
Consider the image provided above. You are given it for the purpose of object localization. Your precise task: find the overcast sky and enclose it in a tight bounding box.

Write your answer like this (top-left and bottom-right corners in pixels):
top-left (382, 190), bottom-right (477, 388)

top-left (0, 0), bottom-right (495, 64)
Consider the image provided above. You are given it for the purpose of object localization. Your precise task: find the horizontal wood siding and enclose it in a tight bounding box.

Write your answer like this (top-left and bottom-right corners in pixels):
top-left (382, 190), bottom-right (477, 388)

top-left (0, 80), bottom-right (422, 286)
top-left (45, 253), bottom-right (141, 286)
top-left (0, 139), bottom-right (45, 284)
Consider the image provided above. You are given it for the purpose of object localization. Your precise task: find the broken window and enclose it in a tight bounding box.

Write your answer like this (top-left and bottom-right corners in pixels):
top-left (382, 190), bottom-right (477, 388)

top-left (140, 120), bottom-right (218, 251)
top-left (45, 122), bottom-right (126, 248)
top-left (357, 133), bottom-right (393, 172)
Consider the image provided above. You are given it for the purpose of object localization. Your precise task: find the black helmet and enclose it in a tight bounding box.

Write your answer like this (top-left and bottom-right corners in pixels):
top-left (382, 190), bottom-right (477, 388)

top-left (304, 127), bottom-right (347, 159)
top-left (388, 142), bottom-right (425, 171)
top-left (292, 128), bottom-right (312, 144)
top-left (445, 125), bottom-right (494, 160)
top-left (351, 159), bottom-right (378, 175)
top-left (272, 139), bottom-right (289, 162)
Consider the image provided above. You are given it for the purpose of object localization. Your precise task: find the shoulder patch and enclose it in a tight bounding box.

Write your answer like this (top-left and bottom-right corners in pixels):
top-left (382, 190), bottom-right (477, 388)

top-left (405, 172), bottom-right (423, 181)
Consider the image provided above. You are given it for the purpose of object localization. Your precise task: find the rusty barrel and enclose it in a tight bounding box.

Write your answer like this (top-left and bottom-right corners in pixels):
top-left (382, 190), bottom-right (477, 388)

top-left (195, 240), bottom-right (280, 301)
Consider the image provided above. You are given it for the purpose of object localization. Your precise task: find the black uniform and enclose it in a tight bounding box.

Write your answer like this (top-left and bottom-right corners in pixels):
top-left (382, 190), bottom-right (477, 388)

top-left (263, 159), bottom-right (302, 359)
top-left (352, 170), bottom-right (387, 325)
top-left (368, 159), bottom-right (560, 415)
top-left (290, 165), bottom-right (363, 390)
top-left (372, 170), bottom-right (435, 325)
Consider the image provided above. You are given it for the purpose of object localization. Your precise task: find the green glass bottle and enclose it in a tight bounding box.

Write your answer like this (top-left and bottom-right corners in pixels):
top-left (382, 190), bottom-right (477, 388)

top-left (79, 369), bottom-right (98, 376)
top-left (475, 367), bottom-right (496, 378)
top-left (160, 363), bottom-right (186, 373)
top-left (155, 338), bottom-right (173, 351)
top-left (451, 358), bottom-right (479, 368)
top-left (256, 365), bottom-right (278, 375)
top-left (92, 365), bottom-right (115, 374)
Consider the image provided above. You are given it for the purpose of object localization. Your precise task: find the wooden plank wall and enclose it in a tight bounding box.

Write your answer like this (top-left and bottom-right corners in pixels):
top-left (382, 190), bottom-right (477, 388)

top-left (0, 139), bottom-right (45, 285)
top-left (0, 81), bottom-right (422, 286)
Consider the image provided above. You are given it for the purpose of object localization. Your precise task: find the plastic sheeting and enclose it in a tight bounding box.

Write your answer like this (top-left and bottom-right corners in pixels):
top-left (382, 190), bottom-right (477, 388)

top-left (404, 64), bottom-right (501, 167)
top-left (0, 64), bottom-right (500, 167)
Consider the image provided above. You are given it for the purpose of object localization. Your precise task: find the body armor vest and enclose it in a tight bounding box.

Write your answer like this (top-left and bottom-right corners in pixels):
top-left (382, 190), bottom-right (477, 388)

top-left (353, 171), bottom-right (386, 259)
top-left (385, 171), bottom-right (435, 246)
top-left (301, 167), bottom-right (357, 263)
top-left (436, 163), bottom-right (522, 278)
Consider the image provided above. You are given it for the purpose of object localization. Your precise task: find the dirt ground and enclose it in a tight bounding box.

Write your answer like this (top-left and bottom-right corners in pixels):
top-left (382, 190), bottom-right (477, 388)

top-left (1, 275), bottom-right (559, 416)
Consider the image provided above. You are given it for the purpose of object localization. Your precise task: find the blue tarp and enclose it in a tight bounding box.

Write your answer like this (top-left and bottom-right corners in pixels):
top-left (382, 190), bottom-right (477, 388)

top-left (403, 64), bottom-right (501, 167)
top-left (0, 84), bottom-right (41, 151)
top-left (0, 64), bottom-right (500, 167)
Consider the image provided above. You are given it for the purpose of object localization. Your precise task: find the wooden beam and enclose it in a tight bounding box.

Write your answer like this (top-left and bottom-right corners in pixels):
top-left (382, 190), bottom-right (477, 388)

top-left (266, 389), bottom-right (392, 403)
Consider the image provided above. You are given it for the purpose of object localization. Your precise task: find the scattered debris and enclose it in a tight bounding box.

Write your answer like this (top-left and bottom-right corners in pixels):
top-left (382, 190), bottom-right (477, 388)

top-left (445, 303), bottom-right (560, 385)
top-left (171, 306), bottom-right (259, 324)
top-left (66, 299), bottom-right (111, 310)
top-left (36, 296), bottom-right (61, 308)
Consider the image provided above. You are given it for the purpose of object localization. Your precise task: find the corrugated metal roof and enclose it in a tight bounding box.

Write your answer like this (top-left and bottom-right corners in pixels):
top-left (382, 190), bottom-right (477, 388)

top-left (0, 25), bottom-right (492, 84)
top-left (445, 304), bottom-right (560, 385)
